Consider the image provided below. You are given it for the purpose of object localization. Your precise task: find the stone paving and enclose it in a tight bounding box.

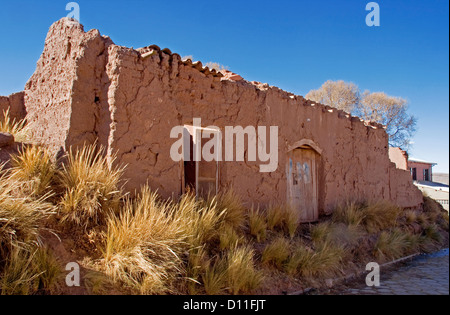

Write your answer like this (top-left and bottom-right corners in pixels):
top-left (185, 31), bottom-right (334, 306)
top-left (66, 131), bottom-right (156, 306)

top-left (332, 249), bottom-right (449, 295)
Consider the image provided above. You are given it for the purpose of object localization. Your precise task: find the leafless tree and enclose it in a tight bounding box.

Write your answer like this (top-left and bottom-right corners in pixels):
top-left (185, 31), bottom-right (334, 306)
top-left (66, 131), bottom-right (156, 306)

top-left (306, 80), bottom-right (360, 113)
top-left (357, 91), bottom-right (417, 149)
top-left (306, 80), bottom-right (417, 150)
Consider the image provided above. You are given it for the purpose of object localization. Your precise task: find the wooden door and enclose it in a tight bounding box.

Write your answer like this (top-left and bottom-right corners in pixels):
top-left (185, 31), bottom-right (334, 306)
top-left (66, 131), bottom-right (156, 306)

top-left (287, 148), bottom-right (319, 223)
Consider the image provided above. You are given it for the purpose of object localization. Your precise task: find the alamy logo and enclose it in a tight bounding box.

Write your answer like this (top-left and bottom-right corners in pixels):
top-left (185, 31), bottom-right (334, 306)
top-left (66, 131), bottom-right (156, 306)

top-left (170, 118), bottom-right (279, 173)
top-left (65, 2), bottom-right (80, 25)
top-left (366, 2), bottom-right (380, 27)
top-left (65, 262), bottom-right (80, 287)
top-left (366, 262), bottom-right (381, 287)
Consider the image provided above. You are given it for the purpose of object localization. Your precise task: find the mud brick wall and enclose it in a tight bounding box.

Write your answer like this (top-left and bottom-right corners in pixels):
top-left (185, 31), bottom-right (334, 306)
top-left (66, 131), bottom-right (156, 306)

top-left (0, 92), bottom-right (26, 121)
top-left (24, 19), bottom-right (423, 213)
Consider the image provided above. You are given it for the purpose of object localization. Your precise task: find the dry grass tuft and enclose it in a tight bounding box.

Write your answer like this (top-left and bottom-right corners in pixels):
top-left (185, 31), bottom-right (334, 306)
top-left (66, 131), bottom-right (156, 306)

top-left (58, 145), bottom-right (124, 231)
top-left (312, 222), bottom-right (364, 249)
top-left (0, 109), bottom-right (29, 143)
top-left (202, 257), bottom-right (228, 295)
top-left (423, 224), bottom-right (443, 244)
top-left (266, 204), bottom-right (285, 231)
top-left (362, 201), bottom-right (401, 233)
top-left (10, 145), bottom-right (56, 197)
top-left (248, 206), bottom-right (267, 242)
top-left (207, 190), bottom-right (246, 230)
top-left (226, 245), bottom-right (264, 295)
top-left (0, 246), bottom-right (61, 295)
top-left (219, 225), bottom-right (245, 251)
top-left (262, 237), bottom-right (290, 269)
top-left (332, 202), bottom-right (365, 226)
top-left (175, 193), bottom-right (225, 248)
top-left (185, 246), bottom-right (209, 294)
top-left (0, 174), bottom-right (53, 261)
top-left (333, 201), bottom-right (401, 233)
top-left (99, 186), bottom-right (187, 295)
top-left (404, 210), bottom-right (418, 224)
top-left (286, 240), bottom-right (345, 278)
top-left (373, 229), bottom-right (418, 261)
top-left (266, 204), bottom-right (300, 238)
top-left (285, 206), bottom-right (300, 239)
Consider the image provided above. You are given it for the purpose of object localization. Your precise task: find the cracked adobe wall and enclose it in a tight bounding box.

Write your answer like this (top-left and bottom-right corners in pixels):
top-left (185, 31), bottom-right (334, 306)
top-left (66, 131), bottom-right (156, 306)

top-left (0, 92), bottom-right (26, 121)
top-left (25, 19), bottom-right (113, 157)
top-left (24, 19), bottom-right (423, 212)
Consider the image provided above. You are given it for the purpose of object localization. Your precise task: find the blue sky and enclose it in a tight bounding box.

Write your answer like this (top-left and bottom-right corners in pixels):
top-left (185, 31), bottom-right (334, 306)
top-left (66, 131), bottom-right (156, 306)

top-left (0, 0), bottom-right (448, 172)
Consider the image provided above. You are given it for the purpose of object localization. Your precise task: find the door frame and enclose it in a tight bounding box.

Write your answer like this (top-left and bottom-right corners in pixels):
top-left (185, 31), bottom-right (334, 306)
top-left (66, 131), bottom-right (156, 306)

top-left (286, 139), bottom-right (322, 223)
top-left (182, 125), bottom-right (222, 198)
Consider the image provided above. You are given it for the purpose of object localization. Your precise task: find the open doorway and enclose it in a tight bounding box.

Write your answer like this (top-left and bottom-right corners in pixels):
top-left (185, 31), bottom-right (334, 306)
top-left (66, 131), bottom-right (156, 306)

top-left (183, 125), bottom-right (221, 199)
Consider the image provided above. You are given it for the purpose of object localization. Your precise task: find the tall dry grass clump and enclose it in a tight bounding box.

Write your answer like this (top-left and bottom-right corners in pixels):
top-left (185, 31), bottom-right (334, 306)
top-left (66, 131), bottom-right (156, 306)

top-left (10, 145), bottom-right (57, 197)
top-left (266, 204), bottom-right (285, 231)
top-left (58, 145), bottom-right (125, 230)
top-left (332, 202), bottom-right (365, 226)
top-left (248, 206), bottom-right (267, 242)
top-left (0, 174), bottom-right (53, 261)
top-left (312, 222), bottom-right (365, 250)
top-left (192, 245), bottom-right (264, 295)
top-left (266, 203), bottom-right (300, 238)
top-left (201, 257), bottom-right (228, 295)
top-left (205, 190), bottom-right (246, 230)
top-left (332, 201), bottom-right (401, 233)
top-left (286, 240), bottom-right (346, 278)
top-left (175, 193), bottom-right (226, 248)
top-left (373, 229), bottom-right (418, 261)
top-left (225, 245), bottom-right (264, 295)
top-left (218, 225), bottom-right (245, 251)
top-left (362, 201), bottom-right (401, 233)
top-left (0, 109), bottom-right (29, 143)
top-left (423, 196), bottom-right (449, 231)
top-left (99, 186), bottom-right (187, 295)
top-left (262, 237), bottom-right (290, 269)
top-left (0, 246), bottom-right (61, 295)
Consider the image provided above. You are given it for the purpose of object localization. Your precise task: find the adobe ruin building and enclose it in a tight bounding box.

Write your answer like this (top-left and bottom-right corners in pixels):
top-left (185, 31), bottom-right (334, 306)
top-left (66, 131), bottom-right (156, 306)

top-left (1, 19), bottom-right (423, 221)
